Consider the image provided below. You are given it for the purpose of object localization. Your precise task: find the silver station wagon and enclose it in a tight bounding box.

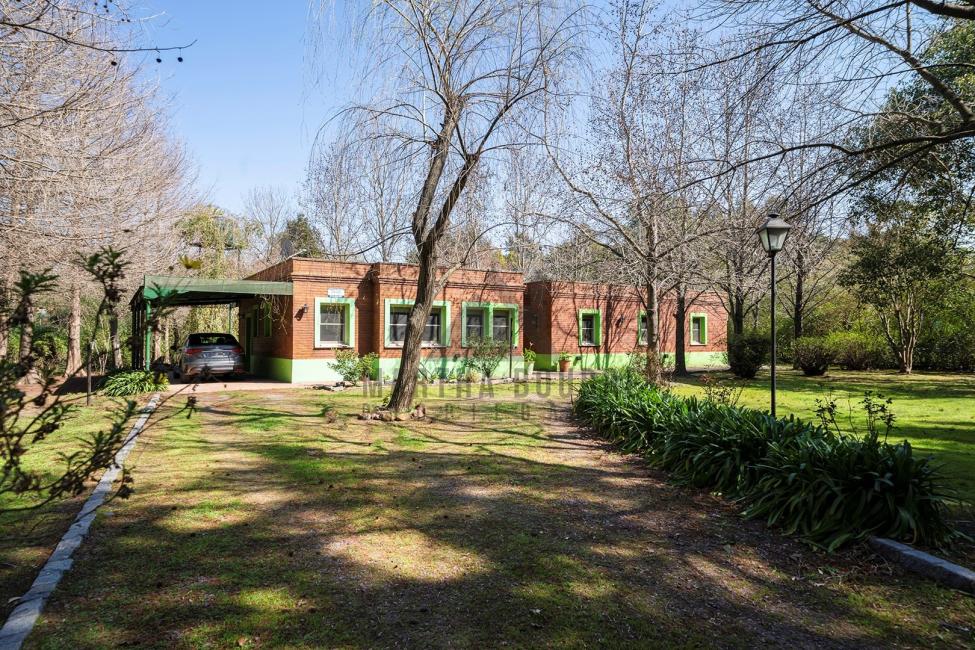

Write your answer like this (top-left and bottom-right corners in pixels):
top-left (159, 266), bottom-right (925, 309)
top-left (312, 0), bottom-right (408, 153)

top-left (174, 332), bottom-right (246, 381)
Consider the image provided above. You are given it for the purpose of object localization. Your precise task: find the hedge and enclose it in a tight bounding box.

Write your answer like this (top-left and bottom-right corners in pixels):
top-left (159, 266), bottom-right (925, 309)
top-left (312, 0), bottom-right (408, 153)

top-left (573, 368), bottom-right (959, 550)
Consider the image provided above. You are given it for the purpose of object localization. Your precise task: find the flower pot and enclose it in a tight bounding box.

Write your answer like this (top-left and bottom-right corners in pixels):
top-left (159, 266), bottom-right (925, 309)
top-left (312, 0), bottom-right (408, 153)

top-left (558, 359), bottom-right (571, 373)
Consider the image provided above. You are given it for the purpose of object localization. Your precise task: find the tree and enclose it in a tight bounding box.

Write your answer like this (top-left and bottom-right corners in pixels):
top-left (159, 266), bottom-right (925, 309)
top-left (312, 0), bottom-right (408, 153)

top-left (243, 186), bottom-right (293, 266)
top-left (279, 214), bottom-right (326, 259)
top-left (547, 5), bottom-right (720, 382)
top-left (701, 1), bottom-right (975, 199)
top-left (320, 0), bottom-right (580, 412)
top-left (841, 201), bottom-right (965, 373)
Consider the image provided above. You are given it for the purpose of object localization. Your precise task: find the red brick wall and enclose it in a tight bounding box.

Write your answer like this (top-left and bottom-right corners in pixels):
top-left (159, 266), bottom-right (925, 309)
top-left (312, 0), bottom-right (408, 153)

top-left (372, 264), bottom-right (525, 360)
top-left (236, 258), bottom-right (727, 364)
top-left (524, 281), bottom-right (728, 356)
top-left (289, 260), bottom-right (376, 361)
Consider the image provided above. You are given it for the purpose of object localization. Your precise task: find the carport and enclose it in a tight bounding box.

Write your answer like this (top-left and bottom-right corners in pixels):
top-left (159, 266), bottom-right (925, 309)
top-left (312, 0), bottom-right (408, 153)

top-left (130, 275), bottom-right (293, 370)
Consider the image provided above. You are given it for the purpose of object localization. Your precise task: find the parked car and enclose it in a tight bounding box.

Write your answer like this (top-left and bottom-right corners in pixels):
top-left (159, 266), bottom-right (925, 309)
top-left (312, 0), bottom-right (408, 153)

top-left (174, 332), bottom-right (246, 381)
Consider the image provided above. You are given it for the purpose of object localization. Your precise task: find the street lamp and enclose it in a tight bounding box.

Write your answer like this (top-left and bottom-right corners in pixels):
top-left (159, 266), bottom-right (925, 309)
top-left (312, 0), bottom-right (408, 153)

top-left (756, 213), bottom-right (792, 418)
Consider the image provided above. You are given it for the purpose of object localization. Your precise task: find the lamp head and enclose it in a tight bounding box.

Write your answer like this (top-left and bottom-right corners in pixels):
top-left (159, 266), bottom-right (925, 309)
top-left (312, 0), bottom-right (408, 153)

top-left (757, 213), bottom-right (792, 256)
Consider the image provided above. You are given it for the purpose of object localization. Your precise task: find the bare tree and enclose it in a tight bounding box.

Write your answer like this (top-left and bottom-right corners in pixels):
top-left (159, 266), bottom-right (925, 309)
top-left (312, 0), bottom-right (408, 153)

top-left (243, 186), bottom-right (293, 266)
top-left (547, 2), bottom-right (720, 383)
top-left (699, 0), bottom-right (975, 200)
top-left (317, 0), bottom-right (580, 412)
top-left (1, 1), bottom-right (193, 377)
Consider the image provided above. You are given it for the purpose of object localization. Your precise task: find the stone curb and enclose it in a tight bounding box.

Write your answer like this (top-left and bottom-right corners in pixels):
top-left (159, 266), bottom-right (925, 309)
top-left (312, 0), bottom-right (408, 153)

top-left (869, 537), bottom-right (975, 594)
top-left (0, 394), bottom-right (161, 650)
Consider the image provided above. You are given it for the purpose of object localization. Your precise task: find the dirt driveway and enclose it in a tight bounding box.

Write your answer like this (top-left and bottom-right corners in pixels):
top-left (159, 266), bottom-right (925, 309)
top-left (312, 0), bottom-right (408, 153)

top-left (25, 388), bottom-right (975, 648)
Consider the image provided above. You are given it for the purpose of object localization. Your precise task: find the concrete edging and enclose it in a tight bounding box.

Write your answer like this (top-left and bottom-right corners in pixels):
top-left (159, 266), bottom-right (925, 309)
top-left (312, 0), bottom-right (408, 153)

top-left (869, 537), bottom-right (975, 594)
top-left (0, 394), bottom-right (161, 650)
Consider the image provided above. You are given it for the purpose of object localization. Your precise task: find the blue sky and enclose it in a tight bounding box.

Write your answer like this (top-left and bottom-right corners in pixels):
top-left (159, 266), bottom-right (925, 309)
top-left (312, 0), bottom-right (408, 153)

top-left (143, 1), bottom-right (336, 214)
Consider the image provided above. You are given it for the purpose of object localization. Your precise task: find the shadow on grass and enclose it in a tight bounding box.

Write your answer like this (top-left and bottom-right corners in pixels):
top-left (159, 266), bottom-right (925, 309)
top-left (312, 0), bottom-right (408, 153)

top-left (25, 393), bottom-right (975, 649)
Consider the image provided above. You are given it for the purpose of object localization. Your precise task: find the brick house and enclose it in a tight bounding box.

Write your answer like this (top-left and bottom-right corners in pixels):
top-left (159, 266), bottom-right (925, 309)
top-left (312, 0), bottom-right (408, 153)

top-left (523, 281), bottom-right (727, 371)
top-left (232, 258), bottom-right (727, 383)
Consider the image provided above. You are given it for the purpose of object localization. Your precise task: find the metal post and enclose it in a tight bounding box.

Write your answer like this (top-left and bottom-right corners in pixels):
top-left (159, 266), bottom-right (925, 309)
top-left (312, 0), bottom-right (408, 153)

top-left (770, 253), bottom-right (777, 418)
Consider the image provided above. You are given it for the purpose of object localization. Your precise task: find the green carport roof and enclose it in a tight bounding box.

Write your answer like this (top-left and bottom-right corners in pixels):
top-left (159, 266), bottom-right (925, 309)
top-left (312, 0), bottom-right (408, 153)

top-left (136, 274), bottom-right (293, 306)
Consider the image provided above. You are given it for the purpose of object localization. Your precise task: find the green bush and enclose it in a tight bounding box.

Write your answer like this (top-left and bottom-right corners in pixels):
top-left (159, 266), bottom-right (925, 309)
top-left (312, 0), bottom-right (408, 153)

top-left (726, 332), bottom-right (769, 379)
top-left (101, 370), bottom-right (169, 396)
top-left (573, 368), bottom-right (958, 550)
top-left (466, 336), bottom-right (508, 378)
top-left (332, 350), bottom-right (378, 383)
top-left (792, 337), bottom-right (834, 376)
top-left (826, 331), bottom-right (888, 370)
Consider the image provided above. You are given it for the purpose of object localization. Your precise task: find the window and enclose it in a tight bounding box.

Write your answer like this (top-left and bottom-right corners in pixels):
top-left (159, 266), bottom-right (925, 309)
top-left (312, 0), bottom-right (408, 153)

top-left (389, 309), bottom-right (409, 344)
top-left (385, 300), bottom-right (450, 347)
top-left (581, 314), bottom-right (597, 346)
top-left (319, 305), bottom-right (345, 344)
top-left (423, 311), bottom-right (441, 343)
top-left (638, 313), bottom-right (648, 345)
top-left (466, 309), bottom-right (484, 341)
top-left (690, 314), bottom-right (707, 345)
top-left (493, 311), bottom-right (511, 345)
top-left (188, 333), bottom-right (239, 346)
top-left (314, 297), bottom-right (355, 348)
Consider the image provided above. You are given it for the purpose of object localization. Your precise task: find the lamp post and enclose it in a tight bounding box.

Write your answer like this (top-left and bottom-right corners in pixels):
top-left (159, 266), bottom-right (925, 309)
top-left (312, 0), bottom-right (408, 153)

top-left (756, 213), bottom-right (792, 418)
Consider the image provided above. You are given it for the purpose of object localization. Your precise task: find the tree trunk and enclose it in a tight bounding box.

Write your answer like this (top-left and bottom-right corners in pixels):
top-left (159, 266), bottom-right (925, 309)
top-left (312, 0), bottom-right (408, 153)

top-left (108, 309), bottom-right (123, 371)
top-left (0, 320), bottom-right (7, 361)
top-left (164, 317), bottom-right (171, 363)
top-left (387, 244), bottom-right (440, 412)
top-left (793, 251), bottom-right (805, 341)
top-left (730, 292), bottom-right (745, 336)
top-left (644, 278), bottom-right (661, 384)
top-left (65, 285), bottom-right (83, 376)
top-left (674, 286), bottom-right (688, 376)
top-left (17, 296), bottom-right (36, 383)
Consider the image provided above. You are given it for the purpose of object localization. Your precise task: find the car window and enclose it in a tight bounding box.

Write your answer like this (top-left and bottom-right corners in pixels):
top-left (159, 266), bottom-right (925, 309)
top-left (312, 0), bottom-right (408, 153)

top-left (187, 333), bottom-right (239, 346)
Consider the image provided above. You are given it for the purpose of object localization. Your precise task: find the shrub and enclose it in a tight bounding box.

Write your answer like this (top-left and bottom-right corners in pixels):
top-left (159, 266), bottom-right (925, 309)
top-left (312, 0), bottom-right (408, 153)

top-left (466, 336), bottom-right (508, 378)
top-left (101, 370), bottom-right (169, 396)
top-left (792, 337), bottom-right (834, 376)
top-left (726, 332), bottom-right (769, 379)
top-left (826, 331), bottom-right (888, 370)
top-left (573, 368), bottom-right (958, 550)
top-left (332, 350), bottom-right (378, 383)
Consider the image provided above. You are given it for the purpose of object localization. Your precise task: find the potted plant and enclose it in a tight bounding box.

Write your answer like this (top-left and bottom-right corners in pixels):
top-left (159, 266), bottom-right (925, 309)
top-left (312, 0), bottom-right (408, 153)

top-left (558, 351), bottom-right (572, 373)
top-left (523, 348), bottom-right (536, 376)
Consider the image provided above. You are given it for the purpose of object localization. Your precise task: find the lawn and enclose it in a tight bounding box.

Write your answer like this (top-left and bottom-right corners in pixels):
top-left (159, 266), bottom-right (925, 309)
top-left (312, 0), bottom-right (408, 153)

top-left (0, 393), bottom-right (135, 619)
top-left (12, 384), bottom-right (974, 648)
top-left (670, 369), bottom-right (975, 504)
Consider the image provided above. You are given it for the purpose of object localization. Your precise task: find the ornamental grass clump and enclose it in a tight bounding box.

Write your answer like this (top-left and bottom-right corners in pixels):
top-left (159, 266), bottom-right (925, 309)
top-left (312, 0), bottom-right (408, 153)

top-left (573, 368), bottom-right (959, 550)
top-left (101, 370), bottom-right (169, 396)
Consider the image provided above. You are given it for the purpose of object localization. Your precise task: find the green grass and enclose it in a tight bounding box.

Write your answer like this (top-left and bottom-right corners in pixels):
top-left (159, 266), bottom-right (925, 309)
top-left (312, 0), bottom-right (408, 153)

top-left (669, 369), bottom-right (975, 504)
top-left (0, 394), bottom-right (146, 618)
top-left (14, 386), bottom-right (975, 648)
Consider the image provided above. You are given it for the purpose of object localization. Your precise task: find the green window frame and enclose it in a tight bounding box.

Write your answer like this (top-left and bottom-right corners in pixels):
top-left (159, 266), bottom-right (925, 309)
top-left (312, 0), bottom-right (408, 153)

top-left (384, 299), bottom-right (451, 348)
top-left (690, 312), bottom-right (708, 346)
top-left (461, 302), bottom-right (519, 348)
top-left (314, 297), bottom-right (356, 348)
top-left (578, 309), bottom-right (602, 347)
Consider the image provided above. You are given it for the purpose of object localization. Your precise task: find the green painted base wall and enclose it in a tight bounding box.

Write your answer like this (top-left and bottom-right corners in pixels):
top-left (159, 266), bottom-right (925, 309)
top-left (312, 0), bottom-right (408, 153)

top-left (378, 355), bottom-right (526, 382)
top-left (533, 351), bottom-right (727, 371)
top-left (249, 350), bottom-right (726, 383)
top-left (249, 356), bottom-right (345, 383)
